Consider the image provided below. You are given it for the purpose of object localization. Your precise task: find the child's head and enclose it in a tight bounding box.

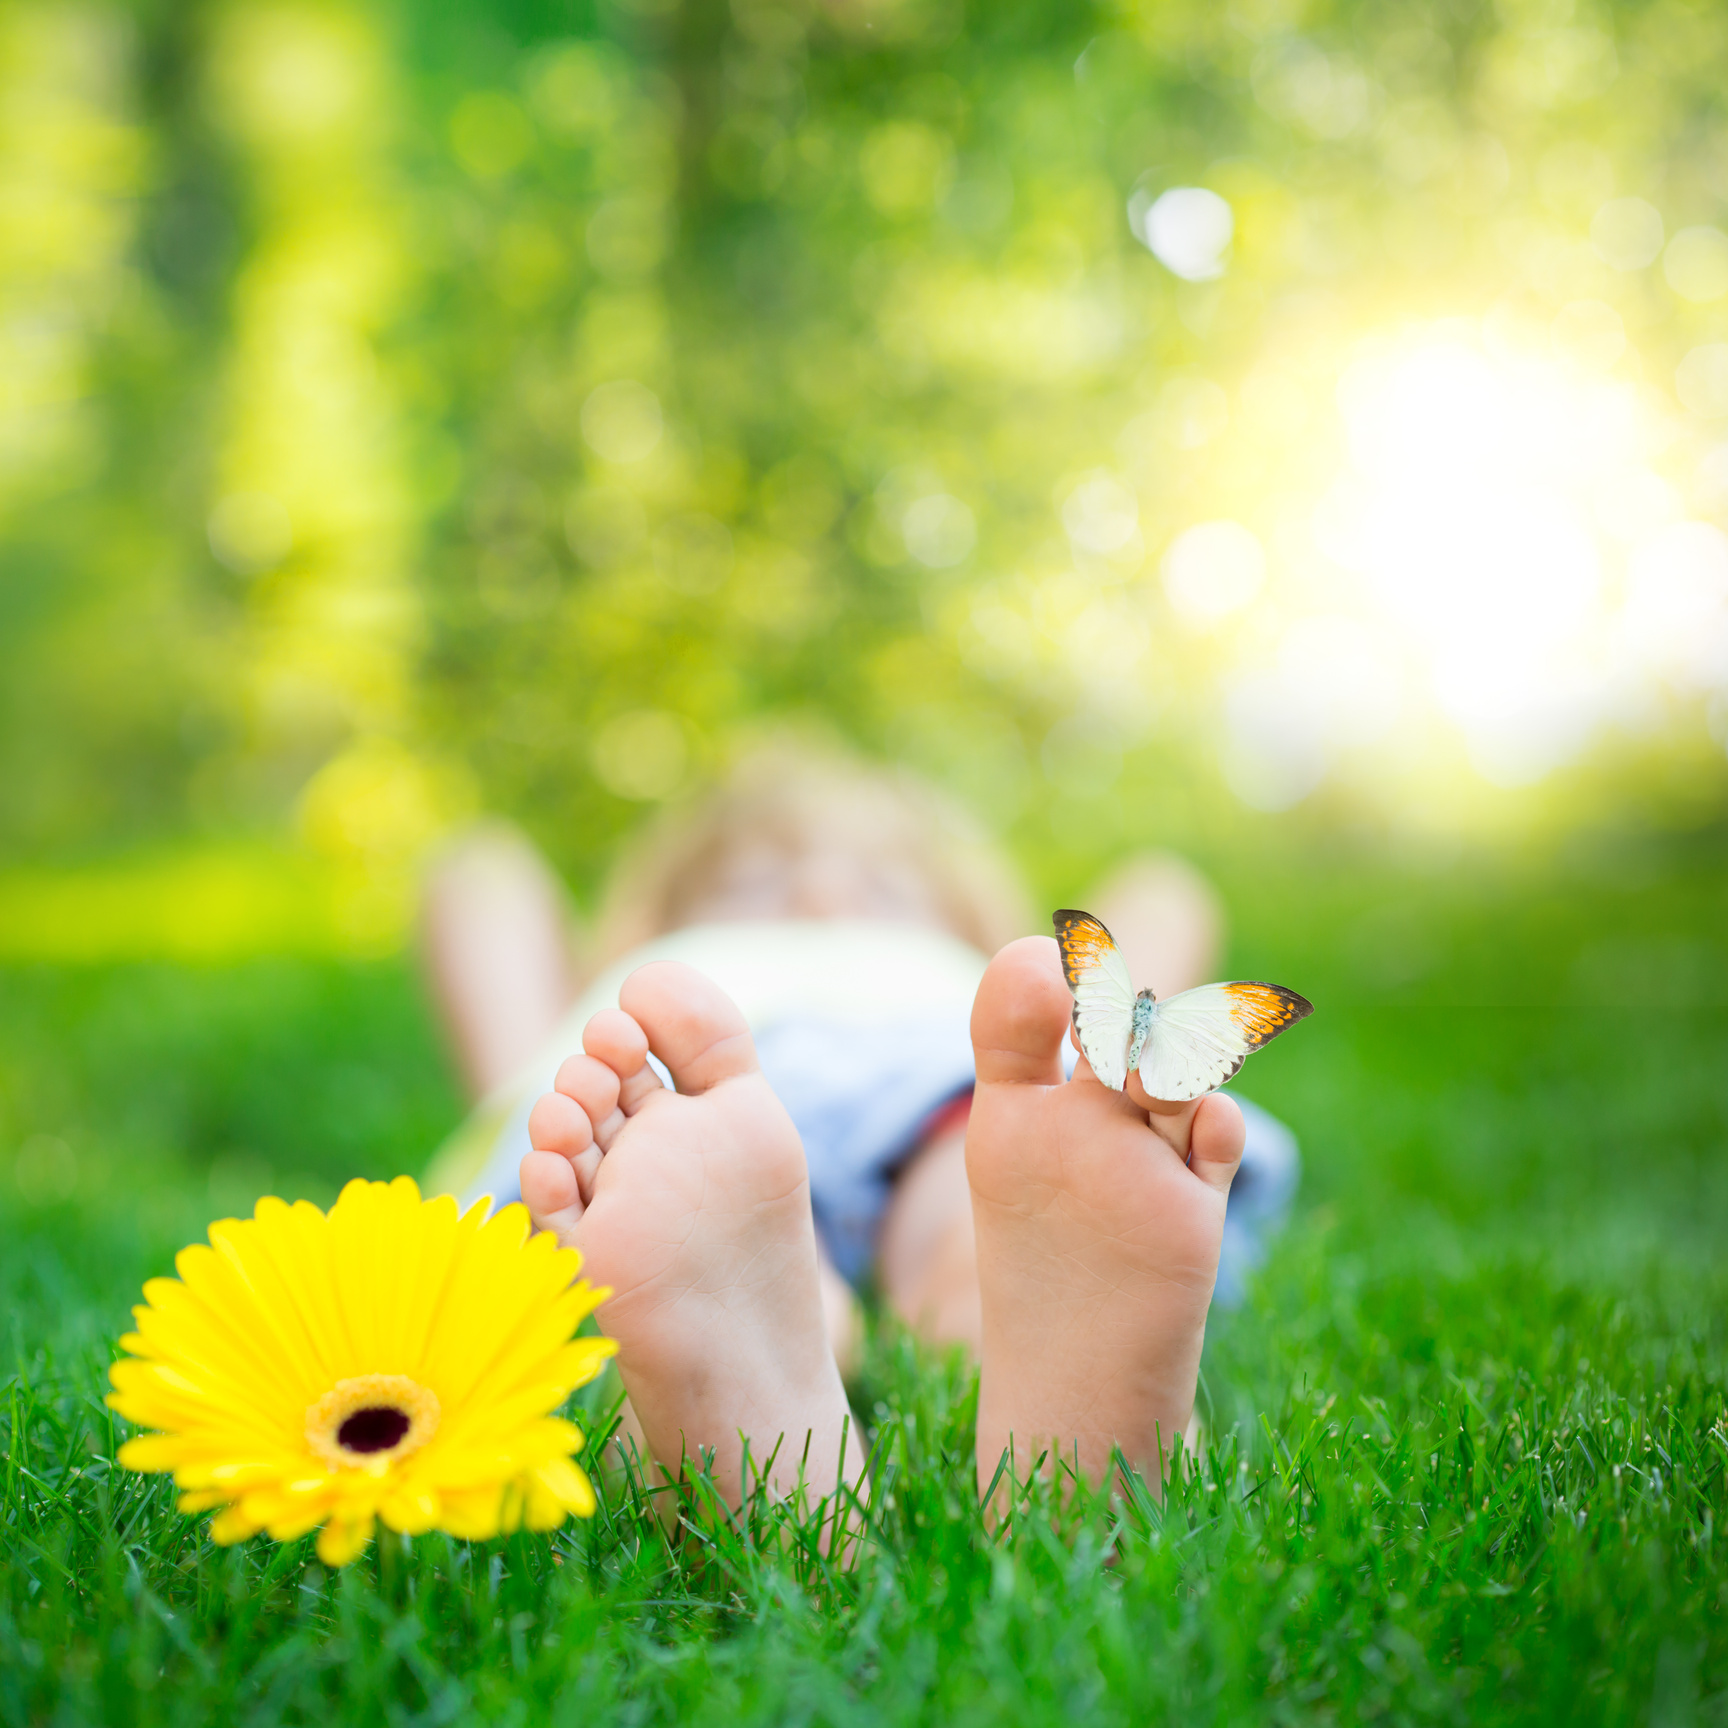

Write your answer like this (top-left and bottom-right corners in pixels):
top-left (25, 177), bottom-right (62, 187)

top-left (596, 739), bottom-right (1031, 962)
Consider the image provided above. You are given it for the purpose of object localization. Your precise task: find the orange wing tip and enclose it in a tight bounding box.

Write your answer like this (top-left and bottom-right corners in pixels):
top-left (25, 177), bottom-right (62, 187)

top-left (1052, 909), bottom-right (1120, 987)
top-left (1222, 982), bottom-right (1314, 1046)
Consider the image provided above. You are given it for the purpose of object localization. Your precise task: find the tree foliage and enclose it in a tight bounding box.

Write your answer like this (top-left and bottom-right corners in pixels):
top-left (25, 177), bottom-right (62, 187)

top-left (5, 0), bottom-right (1728, 895)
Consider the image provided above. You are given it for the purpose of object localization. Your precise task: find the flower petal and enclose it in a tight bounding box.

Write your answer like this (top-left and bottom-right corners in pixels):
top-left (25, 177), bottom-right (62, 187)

top-left (209, 1504), bottom-right (262, 1545)
top-left (380, 1486), bottom-right (441, 1534)
top-left (316, 1514), bottom-right (374, 1566)
top-left (118, 1433), bottom-right (183, 1473)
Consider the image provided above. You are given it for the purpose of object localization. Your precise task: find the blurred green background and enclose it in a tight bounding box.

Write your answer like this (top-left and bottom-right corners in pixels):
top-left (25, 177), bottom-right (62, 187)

top-left (3, 0), bottom-right (1728, 1194)
top-left (7, 0), bottom-right (1728, 958)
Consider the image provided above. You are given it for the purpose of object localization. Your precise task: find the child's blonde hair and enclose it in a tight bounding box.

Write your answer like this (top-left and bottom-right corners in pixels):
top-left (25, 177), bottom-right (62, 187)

top-left (596, 740), bottom-right (1031, 962)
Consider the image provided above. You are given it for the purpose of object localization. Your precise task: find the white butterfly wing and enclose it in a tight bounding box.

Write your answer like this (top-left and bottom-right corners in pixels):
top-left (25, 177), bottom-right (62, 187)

top-left (1138, 982), bottom-right (1313, 1102)
top-left (1053, 910), bottom-right (1135, 1091)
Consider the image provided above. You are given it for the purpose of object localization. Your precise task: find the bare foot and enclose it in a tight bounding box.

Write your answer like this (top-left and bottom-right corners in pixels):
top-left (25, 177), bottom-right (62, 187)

top-left (520, 961), bottom-right (861, 1509)
top-left (966, 937), bottom-right (1245, 1498)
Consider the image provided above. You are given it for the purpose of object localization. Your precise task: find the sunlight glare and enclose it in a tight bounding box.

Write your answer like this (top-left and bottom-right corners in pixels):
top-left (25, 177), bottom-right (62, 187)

top-left (1288, 325), bottom-right (1692, 792)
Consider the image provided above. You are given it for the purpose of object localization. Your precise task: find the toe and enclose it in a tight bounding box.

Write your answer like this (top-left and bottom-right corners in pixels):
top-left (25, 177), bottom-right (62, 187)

top-left (528, 1088), bottom-right (594, 1161)
top-left (520, 1148), bottom-right (584, 1241)
top-left (615, 961), bottom-right (759, 1094)
top-left (581, 1008), bottom-right (663, 1114)
top-left (1187, 1092), bottom-right (1246, 1194)
top-left (527, 1089), bottom-right (603, 1211)
top-left (553, 1050), bottom-right (628, 1148)
top-left (970, 936), bottom-right (1069, 1088)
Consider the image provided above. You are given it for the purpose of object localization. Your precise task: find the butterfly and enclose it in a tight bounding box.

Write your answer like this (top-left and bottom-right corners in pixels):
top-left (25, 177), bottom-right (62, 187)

top-left (1054, 909), bottom-right (1312, 1102)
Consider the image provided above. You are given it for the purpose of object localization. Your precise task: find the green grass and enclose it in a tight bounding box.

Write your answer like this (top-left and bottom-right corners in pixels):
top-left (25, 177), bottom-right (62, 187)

top-left (2, 840), bottom-right (1726, 1725)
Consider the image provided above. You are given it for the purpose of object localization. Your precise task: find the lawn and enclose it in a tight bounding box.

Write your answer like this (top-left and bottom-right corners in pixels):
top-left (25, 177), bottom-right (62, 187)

top-left (2, 836), bottom-right (1725, 1726)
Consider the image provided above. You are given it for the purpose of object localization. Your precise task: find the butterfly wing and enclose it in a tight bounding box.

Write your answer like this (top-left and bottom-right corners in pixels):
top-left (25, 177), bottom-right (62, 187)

top-left (1137, 982), bottom-right (1314, 1102)
top-left (1053, 909), bottom-right (1136, 1091)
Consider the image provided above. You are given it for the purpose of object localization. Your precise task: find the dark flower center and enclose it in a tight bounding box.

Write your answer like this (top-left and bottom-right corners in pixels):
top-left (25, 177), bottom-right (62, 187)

top-left (337, 1405), bottom-right (412, 1454)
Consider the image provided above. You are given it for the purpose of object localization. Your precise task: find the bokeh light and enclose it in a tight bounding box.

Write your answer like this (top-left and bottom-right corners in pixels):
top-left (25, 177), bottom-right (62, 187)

top-left (1131, 186), bottom-right (1234, 282)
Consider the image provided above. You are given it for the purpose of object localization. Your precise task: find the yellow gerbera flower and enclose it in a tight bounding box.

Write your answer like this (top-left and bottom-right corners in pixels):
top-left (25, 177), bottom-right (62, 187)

top-left (108, 1175), bottom-right (616, 1567)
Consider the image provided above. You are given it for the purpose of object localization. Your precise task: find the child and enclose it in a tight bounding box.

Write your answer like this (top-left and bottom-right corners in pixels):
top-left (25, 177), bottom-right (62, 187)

top-left (422, 743), bottom-right (1298, 1505)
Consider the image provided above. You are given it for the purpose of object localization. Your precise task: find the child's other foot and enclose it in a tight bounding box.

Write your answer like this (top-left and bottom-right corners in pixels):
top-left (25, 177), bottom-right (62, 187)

top-left (521, 962), bottom-right (860, 1507)
top-left (966, 937), bottom-right (1245, 1498)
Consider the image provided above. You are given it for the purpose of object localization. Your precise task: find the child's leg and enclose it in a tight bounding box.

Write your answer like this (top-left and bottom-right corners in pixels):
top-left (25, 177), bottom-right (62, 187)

top-left (817, 1252), bottom-right (865, 1379)
top-left (520, 962), bottom-right (862, 1508)
top-left (421, 824), bottom-right (582, 1098)
top-left (964, 937), bottom-right (1244, 1496)
top-left (876, 1125), bottom-right (980, 1351)
top-left (1083, 849), bottom-right (1224, 1000)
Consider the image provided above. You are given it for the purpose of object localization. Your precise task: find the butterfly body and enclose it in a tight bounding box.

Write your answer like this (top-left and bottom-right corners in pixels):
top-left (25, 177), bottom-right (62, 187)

top-left (1125, 990), bottom-right (1157, 1074)
top-left (1053, 908), bottom-right (1312, 1102)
